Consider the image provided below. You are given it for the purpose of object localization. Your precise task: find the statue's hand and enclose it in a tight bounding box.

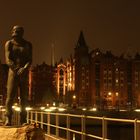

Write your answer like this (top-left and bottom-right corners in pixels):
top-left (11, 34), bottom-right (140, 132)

top-left (17, 67), bottom-right (25, 75)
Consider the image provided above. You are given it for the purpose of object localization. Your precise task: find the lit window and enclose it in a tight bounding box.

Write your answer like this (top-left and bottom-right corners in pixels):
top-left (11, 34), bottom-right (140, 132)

top-left (116, 92), bottom-right (119, 96)
top-left (96, 52), bottom-right (99, 55)
top-left (116, 79), bottom-right (119, 83)
top-left (115, 68), bottom-right (118, 72)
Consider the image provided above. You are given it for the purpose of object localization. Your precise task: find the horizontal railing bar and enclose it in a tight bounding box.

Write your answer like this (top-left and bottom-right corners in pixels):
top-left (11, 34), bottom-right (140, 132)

top-left (45, 134), bottom-right (64, 140)
top-left (86, 116), bottom-right (103, 120)
top-left (105, 117), bottom-right (135, 123)
top-left (86, 133), bottom-right (107, 140)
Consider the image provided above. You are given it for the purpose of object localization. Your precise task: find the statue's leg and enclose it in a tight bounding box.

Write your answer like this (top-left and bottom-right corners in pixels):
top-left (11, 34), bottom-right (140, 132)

top-left (19, 76), bottom-right (28, 125)
top-left (5, 71), bottom-right (18, 125)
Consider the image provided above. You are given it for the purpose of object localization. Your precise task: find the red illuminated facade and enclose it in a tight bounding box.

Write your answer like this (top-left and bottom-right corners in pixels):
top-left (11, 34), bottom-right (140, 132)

top-left (28, 62), bottom-right (56, 106)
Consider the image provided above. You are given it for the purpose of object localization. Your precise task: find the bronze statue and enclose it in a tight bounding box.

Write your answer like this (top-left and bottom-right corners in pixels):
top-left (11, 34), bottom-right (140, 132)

top-left (4, 25), bottom-right (32, 125)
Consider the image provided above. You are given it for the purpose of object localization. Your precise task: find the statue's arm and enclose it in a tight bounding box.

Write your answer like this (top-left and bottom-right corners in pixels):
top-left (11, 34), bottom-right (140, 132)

top-left (17, 42), bottom-right (32, 75)
top-left (5, 41), bottom-right (17, 70)
top-left (24, 42), bottom-right (32, 69)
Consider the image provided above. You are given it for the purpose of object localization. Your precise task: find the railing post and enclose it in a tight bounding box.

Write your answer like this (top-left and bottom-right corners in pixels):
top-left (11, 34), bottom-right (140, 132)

top-left (67, 114), bottom-right (70, 140)
top-left (56, 113), bottom-right (59, 137)
top-left (47, 112), bottom-right (50, 135)
top-left (31, 111), bottom-right (33, 123)
top-left (81, 115), bottom-right (86, 140)
top-left (27, 111), bottom-right (29, 124)
top-left (134, 119), bottom-right (140, 140)
top-left (35, 112), bottom-right (38, 123)
top-left (40, 112), bottom-right (43, 129)
top-left (102, 116), bottom-right (107, 140)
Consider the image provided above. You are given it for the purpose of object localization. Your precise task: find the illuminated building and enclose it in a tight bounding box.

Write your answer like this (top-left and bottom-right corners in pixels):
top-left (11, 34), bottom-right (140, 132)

top-left (56, 58), bottom-right (67, 103)
top-left (29, 62), bottom-right (56, 105)
top-left (74, 31), bottom-right (90, 106)
top-left (55, 31), bottom-right (140, 109)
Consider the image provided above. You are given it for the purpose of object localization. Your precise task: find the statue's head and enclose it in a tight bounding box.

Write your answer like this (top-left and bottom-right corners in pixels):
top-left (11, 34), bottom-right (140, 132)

top-left (11, 25), bottom-right (24, 39)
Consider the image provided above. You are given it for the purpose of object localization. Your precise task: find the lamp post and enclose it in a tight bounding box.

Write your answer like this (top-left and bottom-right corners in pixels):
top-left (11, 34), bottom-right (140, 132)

top-left (72, 95), bottom-right (77, 108)
top-left (115, 92), bottom-right (119, 110)
top-left (107, 92), bottom-right (112, 109)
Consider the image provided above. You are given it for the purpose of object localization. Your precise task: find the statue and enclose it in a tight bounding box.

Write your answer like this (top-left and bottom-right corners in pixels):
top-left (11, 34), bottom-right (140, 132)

top-left (4, 25), bottom-right (32, 125)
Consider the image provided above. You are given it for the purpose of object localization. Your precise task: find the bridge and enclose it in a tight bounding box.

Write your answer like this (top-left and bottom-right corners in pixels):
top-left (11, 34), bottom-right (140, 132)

top-left (0, 107), bottom-right (140, 140)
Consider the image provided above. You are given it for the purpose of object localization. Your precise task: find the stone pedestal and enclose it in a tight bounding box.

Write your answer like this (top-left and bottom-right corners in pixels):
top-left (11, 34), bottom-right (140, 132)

top-left (0, 124), bottom-right (45, 140)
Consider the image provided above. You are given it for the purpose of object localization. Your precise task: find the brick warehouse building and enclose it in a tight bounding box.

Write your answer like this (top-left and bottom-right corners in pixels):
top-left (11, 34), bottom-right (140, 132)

top-left (54, 31), bottom-right (140, 109)
top-left (28, 62), bottom-right (56, 106)
top-left (1, 31), bottom-right (140, 109)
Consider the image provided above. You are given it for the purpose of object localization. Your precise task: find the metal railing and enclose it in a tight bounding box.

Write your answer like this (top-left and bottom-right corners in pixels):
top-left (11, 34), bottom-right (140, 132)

top-left (26, 110), bottom-right (140, 140)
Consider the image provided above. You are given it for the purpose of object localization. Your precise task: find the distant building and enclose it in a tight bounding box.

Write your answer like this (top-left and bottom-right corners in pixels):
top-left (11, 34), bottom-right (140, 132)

top-left (29, 62), bottom-right (56, 106)
top-left (54, 31), bottom-right (140, 109)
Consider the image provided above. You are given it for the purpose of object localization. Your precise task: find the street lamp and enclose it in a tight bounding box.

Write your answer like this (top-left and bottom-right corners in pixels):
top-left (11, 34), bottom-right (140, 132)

top-left (72, 95), bottom-right (76, 108)
top-left (115, 92), bottom-right (119, 110)
top-left (108, 92), bottom-right (112, 96)
top-left (73, 95), bottom-right (76, 99)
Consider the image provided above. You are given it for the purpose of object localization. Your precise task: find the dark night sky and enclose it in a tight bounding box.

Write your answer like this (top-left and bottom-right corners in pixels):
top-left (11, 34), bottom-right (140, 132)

top-left (0, 0), bottom-right (140, 65)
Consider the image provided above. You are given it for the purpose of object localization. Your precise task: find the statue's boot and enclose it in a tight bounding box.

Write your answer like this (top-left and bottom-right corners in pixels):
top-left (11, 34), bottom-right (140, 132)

top-left (4, 116), bottom-right (12, 126)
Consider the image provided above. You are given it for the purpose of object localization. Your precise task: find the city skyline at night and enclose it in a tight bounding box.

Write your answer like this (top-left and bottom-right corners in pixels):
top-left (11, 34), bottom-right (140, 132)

top-left (0, 0), bottom-right (140, 65)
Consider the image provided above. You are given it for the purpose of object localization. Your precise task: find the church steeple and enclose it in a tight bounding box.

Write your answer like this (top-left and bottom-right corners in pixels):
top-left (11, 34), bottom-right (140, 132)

top-left (76, 31), bottom-right (87, 48)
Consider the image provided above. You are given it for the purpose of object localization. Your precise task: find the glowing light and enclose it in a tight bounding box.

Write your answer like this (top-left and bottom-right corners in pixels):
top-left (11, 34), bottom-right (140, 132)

top-left (82, 108), bottom-right (87, 111)
top-left (40, 107), bottom-right (45, 110)
top-left (14, 107), bottom-right (21, 112)
top-left (116, 92), bottom-right (119, 96)
top-left (134, 109), bottom-right (140, 112)
top-left (25, 107), bottom-right (32, 111)
top-left (12, 106), bottom-right (15, 109)
top-left (108, 92), bottom-right (112, 96)
top-left (90, 107), bottom-right (97, 111)
top-left (1, 108), bottom-right (5, 111)
top-left (68, 83), bottom-right (72, 87)
top-left (58, 108), bottom-right (66, 112)
top-left (50, 106), bottom-right (57, 110)
top-left (73, 95), bottom-right (76, 99)
top-left (44, 108), bottom-right (52, 112)
top-left (119, 109), bottom-right (127, 112)
top-left (53, 102), bottom-right (56, 106)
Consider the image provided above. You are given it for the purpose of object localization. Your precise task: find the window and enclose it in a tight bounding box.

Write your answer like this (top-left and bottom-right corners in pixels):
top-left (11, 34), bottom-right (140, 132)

top-left (115, 68), bottom-right (119, 72)
top-left (116, 79), bottom-right (119, 83)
